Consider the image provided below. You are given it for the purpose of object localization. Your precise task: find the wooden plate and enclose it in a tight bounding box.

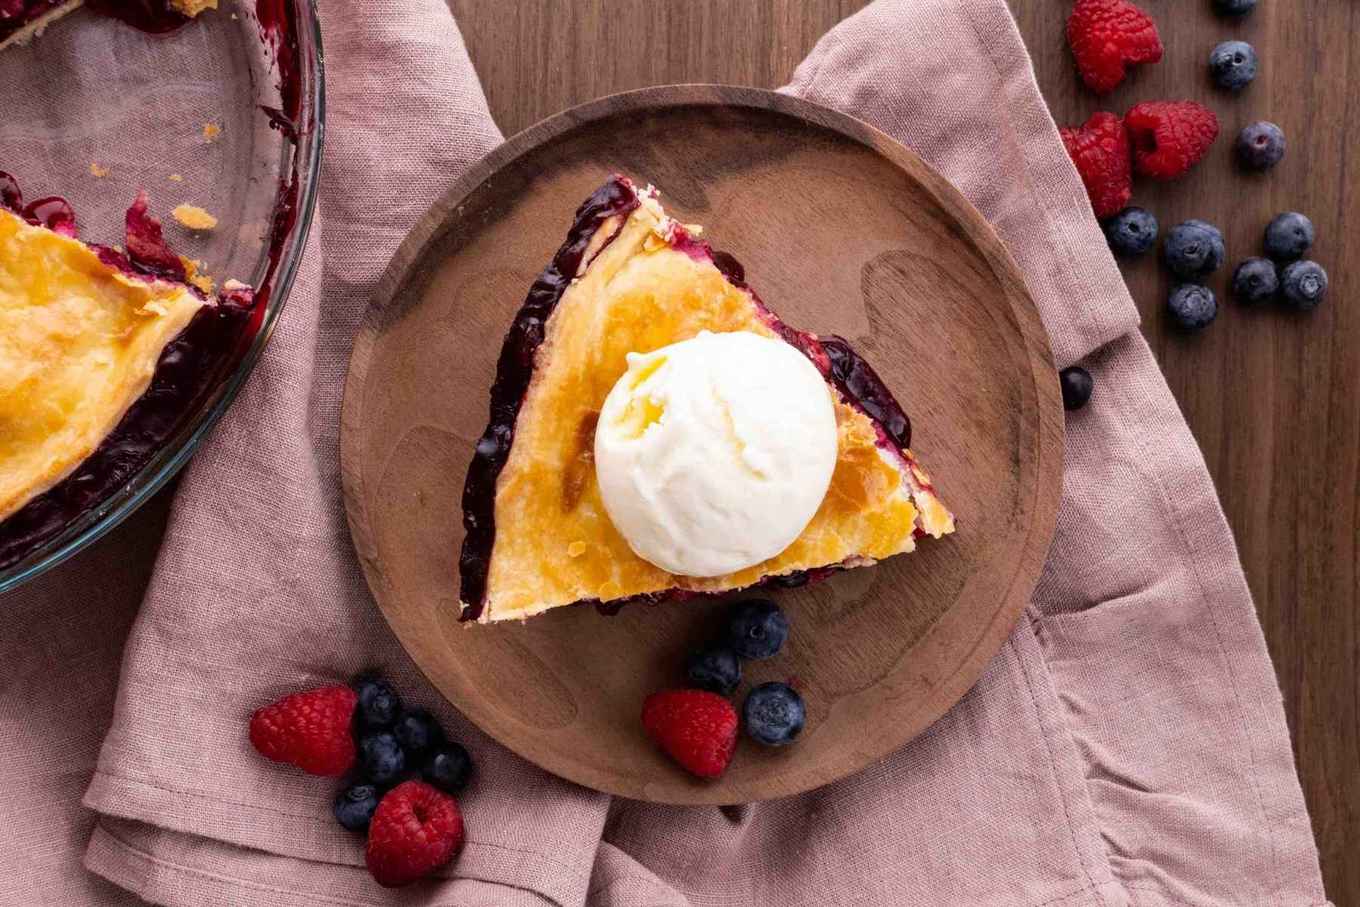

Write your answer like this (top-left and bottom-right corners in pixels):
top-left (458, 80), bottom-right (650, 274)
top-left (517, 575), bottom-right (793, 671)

top-left (341, 85), bottom-right (1063, 805)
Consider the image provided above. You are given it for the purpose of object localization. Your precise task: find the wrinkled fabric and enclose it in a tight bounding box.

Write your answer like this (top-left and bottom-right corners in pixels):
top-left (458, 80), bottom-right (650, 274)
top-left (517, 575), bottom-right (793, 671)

top-left (0, 0), bottom-right (1328, 905)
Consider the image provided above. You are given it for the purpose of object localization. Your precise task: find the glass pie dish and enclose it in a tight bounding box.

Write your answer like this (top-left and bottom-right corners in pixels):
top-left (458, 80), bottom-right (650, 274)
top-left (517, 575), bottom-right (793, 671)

top-left (0, 0), bottom-right (323, 592)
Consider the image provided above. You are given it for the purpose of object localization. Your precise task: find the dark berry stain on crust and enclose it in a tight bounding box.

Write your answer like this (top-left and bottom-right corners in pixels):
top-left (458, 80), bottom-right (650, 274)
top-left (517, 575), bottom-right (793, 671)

top-left (560, 411), bottom-right (599, 514)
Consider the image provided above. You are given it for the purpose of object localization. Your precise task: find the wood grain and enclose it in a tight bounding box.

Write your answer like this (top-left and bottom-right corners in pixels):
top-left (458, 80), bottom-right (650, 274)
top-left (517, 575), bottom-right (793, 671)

top-left (341, 86), bottom-right (1063, 804)
top-left (448, 0), bottom-right (1358, 897)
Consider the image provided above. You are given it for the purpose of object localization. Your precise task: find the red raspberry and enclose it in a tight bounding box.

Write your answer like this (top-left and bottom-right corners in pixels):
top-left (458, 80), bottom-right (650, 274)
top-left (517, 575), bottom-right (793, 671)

top-left (1059, 112), bottom-right (1132, 219)
top-left (641, 689), bottom-right (738, 779)
top-left (1125, 101), bottom-right (1221, 180)
top-left (366, 780), bottom-right (465, 887)
top-left (248, 684), bottom-right (357, 777)
top-left (1067, 0), bottom-right (1163, 95)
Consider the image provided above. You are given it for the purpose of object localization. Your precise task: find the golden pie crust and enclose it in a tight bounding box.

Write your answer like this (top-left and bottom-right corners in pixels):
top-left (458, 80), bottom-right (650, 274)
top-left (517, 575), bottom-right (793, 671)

top-left (0, 209), bottom-right (204, 520)
top-left (467, 185), bottom-right (954, 622)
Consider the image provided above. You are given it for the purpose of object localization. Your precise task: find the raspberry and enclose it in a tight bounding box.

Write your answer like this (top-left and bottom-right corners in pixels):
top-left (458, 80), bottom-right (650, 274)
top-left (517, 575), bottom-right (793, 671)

top-left (1059, 112), bottom-right (1132, 219)
top-left (1125, 101), bottom-right (1220, 180)
top-left (641, 689), bottom-right (738, 779)
top-left (248, 684), bottom-right (357, 777)
top-left (1066, 0), bottom-right (1163, 95)
top-left (366, 780), bottom-right (465, 887)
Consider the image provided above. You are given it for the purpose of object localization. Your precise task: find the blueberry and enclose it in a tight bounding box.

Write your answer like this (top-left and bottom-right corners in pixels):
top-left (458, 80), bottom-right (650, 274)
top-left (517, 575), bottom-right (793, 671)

top-left (743, 682), bottom-right (806, 746)
top-left (1231, 257), bottom-right (1280, 304)
top-left (1059, 366), bottom-right (1094, 411)
top-left (1103, 207), bottom-right (1159, 257)
top-left (1213, 0), bottom-right (1257, 15)
top-left (358, 732), bottom-right (406, 786)
top-left (333, 783), bottom-right (380, 832)
top-left (1235, 122), bottom-right (1285, 171)
top-left (353, 675), bottom-right (401, 731)
top-left (392, 709), bottom-right (443, 759)
top-left (1264, 212), bottom-right (1315, 262)
top-left (724, 599), bottom-right (789, 660)
top-left (423, 742), bottom-right (474, 794)
top-left (1209, 41), bottom-right (1257, 91)
top-left (1163, 220), bottom-right (1225, 280)
top-left (1280, 260), bottom-right (1328, 311)
top-left (685, 646), bottom-right (742, 696)
top-left (1168, 284), bottom-right (1218, 331)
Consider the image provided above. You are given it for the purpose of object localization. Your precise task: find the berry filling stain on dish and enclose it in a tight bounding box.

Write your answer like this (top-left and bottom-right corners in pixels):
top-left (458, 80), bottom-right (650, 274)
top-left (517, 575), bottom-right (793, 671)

top-left (458, 175), bottom-right (955, 623)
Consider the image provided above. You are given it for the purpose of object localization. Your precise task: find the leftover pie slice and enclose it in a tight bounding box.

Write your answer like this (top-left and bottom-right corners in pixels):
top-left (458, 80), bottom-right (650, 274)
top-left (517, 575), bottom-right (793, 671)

top-left (459, 175), bottom-right (954, 623)
top-left (0, 172), bottom-right (258, 568)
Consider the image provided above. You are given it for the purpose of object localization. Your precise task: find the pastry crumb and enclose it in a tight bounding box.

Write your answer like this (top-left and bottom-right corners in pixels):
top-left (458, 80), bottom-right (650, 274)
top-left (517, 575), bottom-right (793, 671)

top-left (181, 257), bottom-right (216, 295)
top-left (172, 204), bottom-right (218, 231)
top-left (171, 0), bottom-right (218, 15)
top-left (202, 122), bottom-right (221, 142)
top-left (567, 541), bottom-right (587, 558)
top-left (168, 173), bottom-right (184, 183)
top-left (89, 162), bottom-right (109, 178)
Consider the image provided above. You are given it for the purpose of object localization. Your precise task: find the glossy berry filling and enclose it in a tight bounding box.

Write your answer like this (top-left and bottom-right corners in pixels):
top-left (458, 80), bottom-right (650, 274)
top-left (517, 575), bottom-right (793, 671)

top-left (458, 176), bottom-right (918, 621)
top-left (0, 173), bottom-right (262, 570)
top-left (1, 0), bottom-right (193, 44)
top-left (0, 1), bottom-right (64, 43)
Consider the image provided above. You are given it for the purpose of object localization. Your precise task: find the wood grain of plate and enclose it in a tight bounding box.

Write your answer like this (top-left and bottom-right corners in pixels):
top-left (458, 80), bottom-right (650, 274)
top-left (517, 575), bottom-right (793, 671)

top-left (340, 85), bottom-right (1063, 805)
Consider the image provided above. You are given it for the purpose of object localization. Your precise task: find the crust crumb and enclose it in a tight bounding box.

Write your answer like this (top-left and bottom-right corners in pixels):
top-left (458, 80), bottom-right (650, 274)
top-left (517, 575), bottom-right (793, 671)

top-left (172, 204), bottom-right (218, 231)
top-left (181, 258), bottom-right (216, 295)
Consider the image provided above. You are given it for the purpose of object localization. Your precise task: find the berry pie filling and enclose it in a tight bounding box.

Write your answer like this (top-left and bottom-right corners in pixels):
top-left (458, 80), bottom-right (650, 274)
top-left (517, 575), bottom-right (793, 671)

top-left (0, 171), bottom-right (261, 568)
top-left (0, 0), bottom-right (215, 48)
top-left (460, 175), bottom-right (953, 623)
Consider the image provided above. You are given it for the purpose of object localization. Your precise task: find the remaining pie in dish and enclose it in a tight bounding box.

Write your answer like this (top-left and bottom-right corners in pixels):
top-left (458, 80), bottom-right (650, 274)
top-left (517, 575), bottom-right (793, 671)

top-left (459, 174), bottom-right (954, 623)
top-left (0, 171), bottom-right (259, 568)
top-left (0, 0), bottom-right (216, 51)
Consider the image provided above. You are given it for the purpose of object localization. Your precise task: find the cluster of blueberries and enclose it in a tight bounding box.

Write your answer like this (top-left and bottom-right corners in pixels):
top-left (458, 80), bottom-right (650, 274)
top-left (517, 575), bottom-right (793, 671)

top-left (1089, 0), bottom-right (1329, 335)
top-left (333, 676), bottom-right (475, 832)
top-left (1105, 210), bottom-right (1327, 331)
top-left (687, 599), bottom-right (806, 746)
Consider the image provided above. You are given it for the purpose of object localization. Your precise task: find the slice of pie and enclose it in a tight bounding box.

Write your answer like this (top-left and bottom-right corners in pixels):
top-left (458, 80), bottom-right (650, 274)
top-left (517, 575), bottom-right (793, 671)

top-left (0, 171), bottom-right (258, 568)
top-left (459, 175), bottom-right (954, 623)
top-left (0, 0), bottom-right (216, 51)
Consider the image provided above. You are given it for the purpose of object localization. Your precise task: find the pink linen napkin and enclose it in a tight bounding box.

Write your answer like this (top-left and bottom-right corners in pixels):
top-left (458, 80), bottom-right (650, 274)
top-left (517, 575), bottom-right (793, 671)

top-left (0, 0), bottom-right (1331, 905)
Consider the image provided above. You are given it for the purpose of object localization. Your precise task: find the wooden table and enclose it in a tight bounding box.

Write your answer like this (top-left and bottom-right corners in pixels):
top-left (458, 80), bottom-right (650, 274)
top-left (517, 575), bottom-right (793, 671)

top-left (450, 1), bottom-right (1358, 900)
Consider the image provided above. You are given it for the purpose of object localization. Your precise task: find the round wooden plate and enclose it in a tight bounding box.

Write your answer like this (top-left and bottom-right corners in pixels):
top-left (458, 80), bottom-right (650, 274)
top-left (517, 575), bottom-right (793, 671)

top-left (341, 85), bottom-right (1063, 805)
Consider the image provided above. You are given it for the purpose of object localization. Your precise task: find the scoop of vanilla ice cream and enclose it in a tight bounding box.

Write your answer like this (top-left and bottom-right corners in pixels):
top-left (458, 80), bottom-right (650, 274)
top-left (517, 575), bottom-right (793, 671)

top-left (594, 330), bottom-right (838, 577)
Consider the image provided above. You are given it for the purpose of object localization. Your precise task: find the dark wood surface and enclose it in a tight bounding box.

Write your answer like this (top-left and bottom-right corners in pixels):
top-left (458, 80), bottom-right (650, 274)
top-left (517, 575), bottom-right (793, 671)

top-left (341, 86), bottom-right (1063, 804)
top-left (448, 0), bottom-right (1357, 897)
